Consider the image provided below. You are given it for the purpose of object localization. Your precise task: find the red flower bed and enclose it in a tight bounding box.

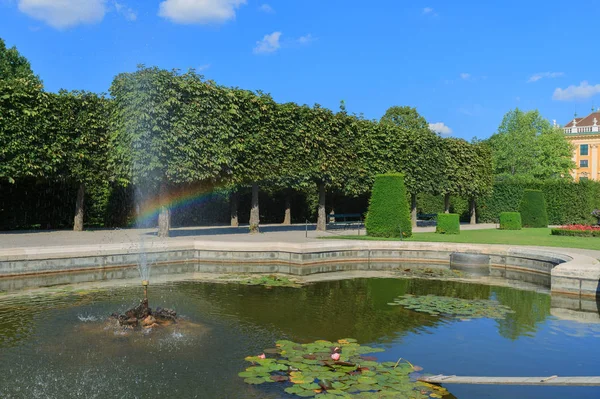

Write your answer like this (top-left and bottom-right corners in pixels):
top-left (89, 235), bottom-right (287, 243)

top-left (559, 224), bottom-right (600, 232)
top-left (552, 224), bottom-right (600, 237)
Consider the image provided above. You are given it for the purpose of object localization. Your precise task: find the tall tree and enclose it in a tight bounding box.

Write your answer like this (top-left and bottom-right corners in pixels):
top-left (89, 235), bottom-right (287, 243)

top-left (48, 91), bottom-right (111, 231)
top-left (229, 90), bottom-right (287, 232)
top-left (380, 106), bottom-right (442, 227)
top-left (298, 103), bottom-right (358, 230)
top-left (110, 66), bottom-right (234, 237)
top-left (488, 108), bottom-right (574, 179)
top-left (0, 38), bottom-right (55, 184)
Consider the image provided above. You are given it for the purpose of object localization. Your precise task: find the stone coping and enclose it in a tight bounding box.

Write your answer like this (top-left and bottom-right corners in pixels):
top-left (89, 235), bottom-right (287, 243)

top-left (0, 240), bottom-right (598, 298)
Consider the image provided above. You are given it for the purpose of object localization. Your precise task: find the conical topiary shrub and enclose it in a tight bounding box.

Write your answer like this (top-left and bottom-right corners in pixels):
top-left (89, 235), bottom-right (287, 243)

top-left (519, 189), bottom-right (548, 228)
top-left (365, 173), bottom-right (412, 238)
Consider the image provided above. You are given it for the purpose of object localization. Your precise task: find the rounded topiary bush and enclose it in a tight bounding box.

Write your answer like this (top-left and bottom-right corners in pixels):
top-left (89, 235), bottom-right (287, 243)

top-left (499, 212), bottom-right (522, 230)
top-left (436, 213), bottom-right (460, 235)
top-left (519, 189), bottom-right (548, 228)
top-left (365, 173), bottom-right (412, 238)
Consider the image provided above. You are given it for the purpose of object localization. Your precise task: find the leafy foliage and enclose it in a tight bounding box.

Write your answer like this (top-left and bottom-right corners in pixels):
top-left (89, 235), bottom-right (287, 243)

top-left (488, 108), bottom-right (574, 179)
top-left (365, 174), bottom-right (412, 238)
top-left (379, 107), bottom-right (442, 196)
top-left (519, 189), bottom-right (548, 228)
top-left (499, 212), bottom-right (522, 230)
top-left (478, 179), bottom-right (600, 225)
top-left (239, 338), bottom-right (451, 398)
top-left (389, 294), bottom-right (515, 319)
top-left (0, 39), bottom-right (52, 183)
top-left (435, 214), bottom-right (460, 235)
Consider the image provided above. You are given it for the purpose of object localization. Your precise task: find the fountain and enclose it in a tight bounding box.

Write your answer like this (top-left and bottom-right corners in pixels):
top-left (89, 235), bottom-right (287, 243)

top-left (110, 237), bottom-right (178, 329)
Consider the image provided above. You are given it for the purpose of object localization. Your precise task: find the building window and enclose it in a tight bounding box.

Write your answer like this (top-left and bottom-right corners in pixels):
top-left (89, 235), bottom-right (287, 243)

top-left (580, 160), bottom-right (589, 168)
top-left (580, 144), bottom-right (589, 156)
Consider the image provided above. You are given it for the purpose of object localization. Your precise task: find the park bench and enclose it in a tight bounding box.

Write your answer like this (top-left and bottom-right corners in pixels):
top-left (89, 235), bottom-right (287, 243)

top-left (417, 213), bottom-right (437, 221)
top-left (327, 213), bottom-right (364, 230)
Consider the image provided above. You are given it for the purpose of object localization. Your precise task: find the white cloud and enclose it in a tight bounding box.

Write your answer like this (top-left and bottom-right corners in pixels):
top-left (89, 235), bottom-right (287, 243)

top-left (159, 0), bottom-right (246, 24)
top-left (528, 71), bottom-right (564, 83)
top-left (460, 73), bottom-right (471, 80)
top-left (254, 31), bottom-right (281, 54)
top-left (553, 81), bottom-right (600, 101)
top-left (259, 3), bottom-right (274, 13)
top-left (18, 0), bottom-right (107, 29)
top-left (114, 1), bottom-right (136, 21)
top-left (197, 63), bottom-right (211, 72)
top-left (429, 122), bottom-right (452, 135)
top-left (423, 7), bottom-right (434, 14)
top-left (297, 34), bottom-right (314, 45)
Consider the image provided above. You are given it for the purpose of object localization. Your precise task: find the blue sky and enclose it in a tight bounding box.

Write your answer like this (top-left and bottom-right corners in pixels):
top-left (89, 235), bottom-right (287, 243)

top-left (1, 0), bottom-right (600, 140)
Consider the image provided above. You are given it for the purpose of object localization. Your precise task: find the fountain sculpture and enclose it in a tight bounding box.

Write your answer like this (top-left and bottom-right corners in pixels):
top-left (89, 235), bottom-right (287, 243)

top-left (110, 239), bottom-right (178, 329)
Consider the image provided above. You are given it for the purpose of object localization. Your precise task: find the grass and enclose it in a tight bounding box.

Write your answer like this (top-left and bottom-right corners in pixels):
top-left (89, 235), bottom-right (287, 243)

top-left (324, 228), bottom-right (600, 251)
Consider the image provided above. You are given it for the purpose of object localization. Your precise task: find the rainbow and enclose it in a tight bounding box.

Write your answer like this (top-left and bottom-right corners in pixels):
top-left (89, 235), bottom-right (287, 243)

top-left (134, 186), bottom-right (220, 227)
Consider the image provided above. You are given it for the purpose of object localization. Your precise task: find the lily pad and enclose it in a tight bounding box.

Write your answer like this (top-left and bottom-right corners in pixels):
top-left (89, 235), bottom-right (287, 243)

top-left (239, 339), bottom-right (452, 398)
top-left (389, 294), bottom-right (514, 319)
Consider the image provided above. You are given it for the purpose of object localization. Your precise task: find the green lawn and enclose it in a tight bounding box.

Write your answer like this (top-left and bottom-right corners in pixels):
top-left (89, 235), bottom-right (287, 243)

top-left (326, 228), bottom-right (600, 251)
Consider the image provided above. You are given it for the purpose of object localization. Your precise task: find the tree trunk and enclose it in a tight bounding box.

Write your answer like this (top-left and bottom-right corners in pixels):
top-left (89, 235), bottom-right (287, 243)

top-left (73, 183), bottom-right (85, 232)
top-left (470, 197), bottom-right (477, 225)
top-left (317, 182), bottom-right (326, 231)
top-left (157, 182), bottom-right (170, 238)
top-left (411, 193), bottom-right (417, 228)
top-left (282, 193), bottom-right (291, 225)
top-left (444, 193), bottom-right (451, 214)
top-left (249, 183), bottom-right (260, 233)
top-left (230, 191), bottom-right (239, 227)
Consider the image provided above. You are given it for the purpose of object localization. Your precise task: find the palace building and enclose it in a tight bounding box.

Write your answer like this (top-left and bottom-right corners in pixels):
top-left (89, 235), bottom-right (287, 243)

top-left (563, 111), bottom-right (600, 181)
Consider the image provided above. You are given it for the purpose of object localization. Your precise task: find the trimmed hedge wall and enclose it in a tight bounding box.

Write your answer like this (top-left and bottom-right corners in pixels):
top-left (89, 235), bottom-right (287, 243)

top-left (519, 190), bottom-right (548, 228)
top-left (551, 229), bottom-right (600, 238)
top-left (436, 213), bottom-right (460, 234)
top-left (416, 193), bottom-right (470, 221)
top-left (366, 173), bottom-right (412, 238)
top-left (499, 212), bottom-right (522, 230)
top-left (478, 179), bottom-right (600, 225)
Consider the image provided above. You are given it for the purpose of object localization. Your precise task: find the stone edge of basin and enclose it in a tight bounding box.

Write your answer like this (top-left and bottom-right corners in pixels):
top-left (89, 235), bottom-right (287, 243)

top-left (0, 240), bottom-right (598, 297)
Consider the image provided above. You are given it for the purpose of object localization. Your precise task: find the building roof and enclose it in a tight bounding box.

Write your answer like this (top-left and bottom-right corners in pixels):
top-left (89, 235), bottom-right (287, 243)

top-left (575, 112), bottom-right (600, 127)
top-left (564, 117), bottom-right (583, 128)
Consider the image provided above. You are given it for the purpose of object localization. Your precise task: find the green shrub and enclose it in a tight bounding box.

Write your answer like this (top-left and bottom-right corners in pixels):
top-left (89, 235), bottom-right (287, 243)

top-left (499, 212), bottom-right (522, 230)
top-left (436, 213), bottom-right (460, 235)
top-left (478, 178), bottom-right (600, 225)
top-left (519, 189), bottom-right (548, 228)
top-left (365, 173), bottom-right (412, 238)
top-left (551, 229), bottom-right (600, 238)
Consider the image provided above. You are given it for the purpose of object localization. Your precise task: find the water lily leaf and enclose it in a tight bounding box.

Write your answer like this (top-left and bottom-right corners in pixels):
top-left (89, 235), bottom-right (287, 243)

top-left (390, 294), bottom-right (514, 319)
top-left (241, 339), bottom-right (454, 398)
top-left (357, 376), bottom-right (378, 385)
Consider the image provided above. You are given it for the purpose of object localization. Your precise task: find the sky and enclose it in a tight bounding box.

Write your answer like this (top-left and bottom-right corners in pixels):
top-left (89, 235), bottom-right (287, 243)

top-left (1, 0), bottom-right (600, 140)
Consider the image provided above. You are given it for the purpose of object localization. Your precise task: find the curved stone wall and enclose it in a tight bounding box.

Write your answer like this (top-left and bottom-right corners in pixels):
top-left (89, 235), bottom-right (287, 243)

top-left (0, 240), bottom-right (597, 299)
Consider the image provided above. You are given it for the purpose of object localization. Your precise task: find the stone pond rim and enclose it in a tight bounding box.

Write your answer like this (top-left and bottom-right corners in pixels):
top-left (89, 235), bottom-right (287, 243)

top-left (0, 240), bottom-right (598, 299)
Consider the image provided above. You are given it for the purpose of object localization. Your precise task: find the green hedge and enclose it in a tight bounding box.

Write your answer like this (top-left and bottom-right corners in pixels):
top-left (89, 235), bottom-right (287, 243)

top-left (365, 173), bottom-right (412, 238)
top-left (551, 229), bottom-right (600, 238)
top-left (499, 212), bottom-right (522, 230)
top-left (436, 213), bottom-right (460, 234)
top-left (416, 193), bottom-right (470, 221)
top-left (519, 190), bottom-right (548, 228)
top-left (478, 179), bottom-right (600, 225)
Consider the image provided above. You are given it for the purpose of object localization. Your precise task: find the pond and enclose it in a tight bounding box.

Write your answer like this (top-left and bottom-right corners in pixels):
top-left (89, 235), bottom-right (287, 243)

top-left (0, 277), bottom-right (599, 399)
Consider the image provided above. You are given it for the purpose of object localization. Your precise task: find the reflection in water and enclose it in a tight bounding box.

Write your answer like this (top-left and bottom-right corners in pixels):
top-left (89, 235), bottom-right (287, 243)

top-left (0, 278), bottom-right (599, 399)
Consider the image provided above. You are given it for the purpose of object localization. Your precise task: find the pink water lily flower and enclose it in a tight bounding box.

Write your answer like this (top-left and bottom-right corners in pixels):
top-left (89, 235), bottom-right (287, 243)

top-left (258, 353), bottom-right (266, 359)
top-left (331, 353), bottom-right (340, 361)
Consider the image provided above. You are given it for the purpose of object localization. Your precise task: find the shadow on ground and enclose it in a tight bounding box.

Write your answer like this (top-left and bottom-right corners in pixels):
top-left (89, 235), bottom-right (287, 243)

top-left (147, 224), bottom-right (318, 237)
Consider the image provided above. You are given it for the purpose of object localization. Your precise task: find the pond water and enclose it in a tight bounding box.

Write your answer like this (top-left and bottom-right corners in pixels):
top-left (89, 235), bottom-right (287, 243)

top-left (0, 277), bottom-right (599, 399)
